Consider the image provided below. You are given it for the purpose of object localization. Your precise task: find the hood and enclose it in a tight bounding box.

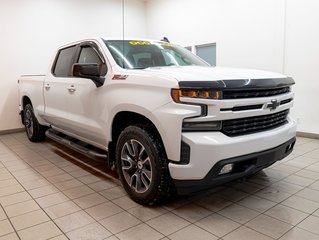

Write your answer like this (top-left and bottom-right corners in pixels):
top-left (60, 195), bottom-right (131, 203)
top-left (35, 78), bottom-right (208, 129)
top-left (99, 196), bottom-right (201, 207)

top-left (143, 66), bottom-right (286, 82)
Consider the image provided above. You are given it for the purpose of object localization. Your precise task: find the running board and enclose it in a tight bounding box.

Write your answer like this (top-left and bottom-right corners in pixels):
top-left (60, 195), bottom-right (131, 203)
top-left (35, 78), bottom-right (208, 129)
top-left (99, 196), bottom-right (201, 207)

top-left (45, 129), bottom-right (107, 159)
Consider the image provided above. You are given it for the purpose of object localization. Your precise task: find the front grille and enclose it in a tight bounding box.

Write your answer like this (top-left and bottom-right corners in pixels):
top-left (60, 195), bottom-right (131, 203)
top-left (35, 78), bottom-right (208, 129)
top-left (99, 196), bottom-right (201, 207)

top-left (222, 109), bottom-right (289, 136)
top-left (223, 87), bottom-right (290, 99)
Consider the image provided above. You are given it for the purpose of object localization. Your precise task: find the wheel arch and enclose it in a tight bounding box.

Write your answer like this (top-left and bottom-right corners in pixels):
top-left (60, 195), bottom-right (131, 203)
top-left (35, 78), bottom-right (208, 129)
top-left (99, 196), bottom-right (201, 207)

top-left (108, 111), bottom-right (167, 165)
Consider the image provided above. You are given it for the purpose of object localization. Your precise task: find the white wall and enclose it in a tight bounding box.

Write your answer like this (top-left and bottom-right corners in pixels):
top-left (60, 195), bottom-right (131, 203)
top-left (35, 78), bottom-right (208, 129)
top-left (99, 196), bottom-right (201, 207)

top-left (145, 0), bottom-right (286, 72)
top-left (284, 0), bottom-right (319, 135)
top-left (145, 0), bottom-right (319, 135)
top-left (0, 0), bottom-right (146, 131)
top-left (1, 0), bottom-right (319, 135)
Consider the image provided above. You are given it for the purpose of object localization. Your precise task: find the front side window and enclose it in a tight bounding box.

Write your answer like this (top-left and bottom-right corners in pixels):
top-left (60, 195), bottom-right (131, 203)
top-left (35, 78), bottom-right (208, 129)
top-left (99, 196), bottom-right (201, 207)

top-left (104, 40), bottom-right (209, 69)
top-left (78, 46), bottom-right (102, 64)
top-left (53, 46), bottom-right (76, 77)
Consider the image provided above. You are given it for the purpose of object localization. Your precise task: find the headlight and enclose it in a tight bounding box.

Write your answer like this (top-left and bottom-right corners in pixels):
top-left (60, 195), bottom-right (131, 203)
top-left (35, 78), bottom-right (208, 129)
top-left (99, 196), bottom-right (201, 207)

top-left (171, 88), bottom-right (221, 103)
top-left (182, 121), bottom-right (222, 131)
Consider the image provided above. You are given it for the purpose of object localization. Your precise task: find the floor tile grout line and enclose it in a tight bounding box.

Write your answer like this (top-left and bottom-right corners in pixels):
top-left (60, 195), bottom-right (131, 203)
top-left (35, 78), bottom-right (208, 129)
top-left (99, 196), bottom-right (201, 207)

top-left (225, 222), bottom-right (276, 240)
top-left (0, 145), bottom-right (120, 238)
top-left (294, 140), bottom-right (319, 149)
top-left (262, 206), bottom-right (314, 225)
top-left (186, 150), bottom-right (319, 239)
top-left (99, 214), bottom-right (143, 236)
top-left (0, 141), bottom-right (72, 240)
top-left (1, 191), bottom-right (70, 240)
top-left (0, 203), bottom-right (22, 240)
top-left (280, 157), bottom-right (319, 176)
top-left (145, 216), bottom-right (192, 238)
top-left (238, 148), bottom-right (319, 239)
top-left (279, 197), bottom-right (319, 216)
top-left (96, 203), bottom-right (170, 233)
top-left (34, 146), bottom-right (150, 218)
top-left (60, 219), bottom-right (111, 238)
top-left (38, 146), bottom-right (125, 206)
top-left (200, 210), bottom-right (274, 240)
top-left (0, 232), bottom-right (20, 240)
top-left (2, 138), bottom-right (121, 210)
top-left (2, 133), bottom-right (319, 239)
top-left (94, 197), bottom-right (212, 239)
top-left (6, 140), bottom-right (138, 235)
top-left (194, 149), bottom-right (319, 238)
top-left (281, 146), bottom-right (319, 162)
top-left (279, 159), bottom-right (319, 173)
top-left (195, 214), bottom-right (244, 240)
top-left (1, 148), bottom-right (135, 234)
top-left (147, 142), bottom-right (319, 238)
top-left (247, 151), bottom-right (318, 199)
top-left (290, 217), bottom-right (319, 237)
top-left (144, 207), bottom-right (220, 239)
top-left (243, 225), bottom-right (287, 240)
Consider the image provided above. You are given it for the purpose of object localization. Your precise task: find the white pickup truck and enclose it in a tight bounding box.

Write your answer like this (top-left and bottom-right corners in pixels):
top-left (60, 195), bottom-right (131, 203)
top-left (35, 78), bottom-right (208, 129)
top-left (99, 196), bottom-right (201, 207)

top-left (18, 37), bottom-right (297, 205)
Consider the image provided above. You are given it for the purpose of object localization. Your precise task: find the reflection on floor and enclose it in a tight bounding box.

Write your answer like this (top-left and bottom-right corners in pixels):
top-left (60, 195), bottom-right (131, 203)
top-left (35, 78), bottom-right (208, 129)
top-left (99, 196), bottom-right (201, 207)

top-left (0, 132), bottom-right (319, 240)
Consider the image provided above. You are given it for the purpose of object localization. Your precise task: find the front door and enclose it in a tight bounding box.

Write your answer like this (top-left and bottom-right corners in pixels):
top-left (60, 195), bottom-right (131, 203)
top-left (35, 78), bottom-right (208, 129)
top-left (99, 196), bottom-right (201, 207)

top-left (62, 42), bottom-right (108, 147)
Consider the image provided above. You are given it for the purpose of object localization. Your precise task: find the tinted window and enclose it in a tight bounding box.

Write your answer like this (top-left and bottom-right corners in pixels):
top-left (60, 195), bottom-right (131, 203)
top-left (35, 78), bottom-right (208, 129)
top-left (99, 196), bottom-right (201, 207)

top-left (78, 47), bottom-right (102, 64)
top-left (53, 46), bottom-right (76, 77)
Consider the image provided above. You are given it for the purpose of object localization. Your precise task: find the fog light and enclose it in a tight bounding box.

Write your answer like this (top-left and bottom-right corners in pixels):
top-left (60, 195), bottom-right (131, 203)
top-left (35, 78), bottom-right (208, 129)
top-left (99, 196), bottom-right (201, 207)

top-left (219, 163), bottom-right (234, 175)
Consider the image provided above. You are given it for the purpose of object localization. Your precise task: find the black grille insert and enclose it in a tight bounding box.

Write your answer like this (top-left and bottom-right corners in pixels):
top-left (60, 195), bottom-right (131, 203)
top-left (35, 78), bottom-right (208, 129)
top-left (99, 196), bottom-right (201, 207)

top-left (221, 104), bottom-right (263, 112)
top-left (223, 87), bottom-right (290, 99)
top-left (222, 110), bottom-right (289, 136)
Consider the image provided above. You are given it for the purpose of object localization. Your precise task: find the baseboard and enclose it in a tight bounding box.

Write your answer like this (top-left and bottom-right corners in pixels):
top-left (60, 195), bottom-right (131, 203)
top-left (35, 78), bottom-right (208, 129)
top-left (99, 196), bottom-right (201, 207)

top-left (0, 128), bottom-right (24, 135)
top-left (297, 131), bottom-right (319, 140)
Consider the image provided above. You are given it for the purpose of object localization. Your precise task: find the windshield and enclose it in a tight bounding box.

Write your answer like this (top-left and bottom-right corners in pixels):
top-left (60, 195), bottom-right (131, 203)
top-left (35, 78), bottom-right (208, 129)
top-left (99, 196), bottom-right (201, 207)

top-left (104, 40), bottom-right (209, 69)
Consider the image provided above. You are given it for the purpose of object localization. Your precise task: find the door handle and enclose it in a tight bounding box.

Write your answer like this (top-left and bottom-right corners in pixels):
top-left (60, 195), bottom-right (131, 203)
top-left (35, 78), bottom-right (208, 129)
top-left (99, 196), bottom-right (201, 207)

top-left (67, 85), bottom-right (76, 92)
top-left (44, 83), bottom-right (50, 90)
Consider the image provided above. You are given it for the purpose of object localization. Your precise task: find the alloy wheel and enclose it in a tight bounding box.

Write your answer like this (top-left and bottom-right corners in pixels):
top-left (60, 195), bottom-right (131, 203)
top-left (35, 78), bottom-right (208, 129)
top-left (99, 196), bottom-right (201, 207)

top-left (120, 139), bottom-right (152, 193)
top-left (25, 109), bottom-right (34, 138)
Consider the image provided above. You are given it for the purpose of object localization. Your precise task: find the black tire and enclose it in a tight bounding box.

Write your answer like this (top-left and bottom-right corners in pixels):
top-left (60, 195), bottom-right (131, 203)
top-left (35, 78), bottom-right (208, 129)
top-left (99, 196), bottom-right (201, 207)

top-left (116, 125), bottom-right (172, 205)
top-left (23, 103), bottom-right (46, 142)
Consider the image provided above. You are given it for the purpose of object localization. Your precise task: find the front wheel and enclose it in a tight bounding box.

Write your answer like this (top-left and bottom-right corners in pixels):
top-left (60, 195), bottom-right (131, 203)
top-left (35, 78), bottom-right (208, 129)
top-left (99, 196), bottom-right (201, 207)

top-left (116, 125), bottom-right (172, 205)
top-left (23, 103), bottom-right (46, 142)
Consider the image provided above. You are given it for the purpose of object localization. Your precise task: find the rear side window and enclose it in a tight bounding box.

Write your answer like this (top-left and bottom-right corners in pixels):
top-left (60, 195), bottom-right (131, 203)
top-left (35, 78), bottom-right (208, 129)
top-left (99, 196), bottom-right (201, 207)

top-left (53, 46), bottom-right (76, 77)
top-left (78, 47), bottom-right (102, 64)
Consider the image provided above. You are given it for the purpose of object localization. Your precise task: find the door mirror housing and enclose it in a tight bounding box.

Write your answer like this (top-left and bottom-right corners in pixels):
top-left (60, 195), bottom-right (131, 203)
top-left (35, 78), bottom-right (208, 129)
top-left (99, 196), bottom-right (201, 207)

top-left (72, 63), bottom-right (107, 87)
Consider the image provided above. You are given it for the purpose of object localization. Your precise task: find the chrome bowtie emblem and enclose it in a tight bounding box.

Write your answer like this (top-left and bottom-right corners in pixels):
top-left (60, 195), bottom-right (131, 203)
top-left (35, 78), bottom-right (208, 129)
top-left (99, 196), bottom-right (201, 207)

top-left (267, 99), bottom-right (280, 110)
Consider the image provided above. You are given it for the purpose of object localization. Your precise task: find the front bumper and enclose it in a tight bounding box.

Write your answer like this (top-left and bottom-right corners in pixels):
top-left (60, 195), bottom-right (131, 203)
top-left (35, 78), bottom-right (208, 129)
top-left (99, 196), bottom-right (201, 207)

top-left (168, 118), bottom-right (297, 194)
top-left (174, 137), bottom-right (295, 194)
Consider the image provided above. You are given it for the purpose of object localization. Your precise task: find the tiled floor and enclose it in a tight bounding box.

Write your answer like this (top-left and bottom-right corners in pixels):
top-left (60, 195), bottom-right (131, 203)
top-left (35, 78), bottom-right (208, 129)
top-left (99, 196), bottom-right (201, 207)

top-left (0, 133), bottom-right (319, 240)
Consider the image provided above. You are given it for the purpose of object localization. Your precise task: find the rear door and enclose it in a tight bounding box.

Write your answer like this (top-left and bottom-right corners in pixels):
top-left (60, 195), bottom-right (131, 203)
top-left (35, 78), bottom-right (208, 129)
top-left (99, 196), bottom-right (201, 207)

top-left (43, 45), bottom-right (78, 129)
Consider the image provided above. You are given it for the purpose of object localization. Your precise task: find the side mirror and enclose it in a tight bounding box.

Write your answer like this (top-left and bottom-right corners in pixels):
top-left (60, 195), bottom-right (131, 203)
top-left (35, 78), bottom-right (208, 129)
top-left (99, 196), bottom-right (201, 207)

top-left (72, 63), bottom-right (107, 87)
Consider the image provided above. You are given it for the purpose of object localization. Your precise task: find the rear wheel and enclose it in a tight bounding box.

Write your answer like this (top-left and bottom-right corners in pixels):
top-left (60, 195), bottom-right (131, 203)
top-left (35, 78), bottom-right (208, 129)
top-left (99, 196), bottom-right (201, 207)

top-left (24, 103), bottom-right (46, 142)
top-left (116, 125), bottom-right (172, 205)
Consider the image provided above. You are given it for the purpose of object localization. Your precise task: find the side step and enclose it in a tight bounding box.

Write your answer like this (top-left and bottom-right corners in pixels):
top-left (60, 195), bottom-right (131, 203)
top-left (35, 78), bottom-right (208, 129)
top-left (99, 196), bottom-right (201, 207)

top-left (45, 129), bottom-right (107, 159)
